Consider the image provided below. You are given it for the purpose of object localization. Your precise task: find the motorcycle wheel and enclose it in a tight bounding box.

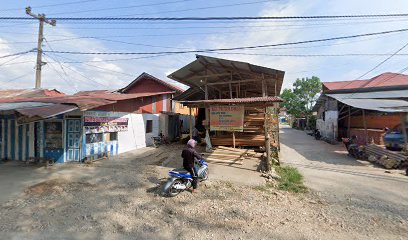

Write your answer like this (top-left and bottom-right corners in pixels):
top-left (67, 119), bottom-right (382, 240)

top-left (167, 179), bottom-right (184, 197)
top-left (200, 169), bottom-right (209, 181)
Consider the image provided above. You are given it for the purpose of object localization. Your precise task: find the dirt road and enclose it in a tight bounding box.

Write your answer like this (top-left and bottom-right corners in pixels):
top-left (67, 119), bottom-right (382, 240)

top-left (0, 142), bottom-right (407, 239)
top-left (280, 125), bottom-right (408, 222)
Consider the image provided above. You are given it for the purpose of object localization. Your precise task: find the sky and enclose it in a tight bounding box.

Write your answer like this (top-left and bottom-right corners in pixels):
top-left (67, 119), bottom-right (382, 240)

top-left (0, 0), bottom-right (408, 94)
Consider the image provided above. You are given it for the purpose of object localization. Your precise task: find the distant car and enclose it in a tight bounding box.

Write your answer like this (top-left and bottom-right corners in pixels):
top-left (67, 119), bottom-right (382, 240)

top-left (383, 123), bottom-right (408, 151)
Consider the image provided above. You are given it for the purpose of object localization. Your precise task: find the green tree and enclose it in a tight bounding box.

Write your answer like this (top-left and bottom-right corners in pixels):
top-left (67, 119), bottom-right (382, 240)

top-left (280, 88), bottom-right (305, 117)
top-left (280, 76), bottom-right (322, 127)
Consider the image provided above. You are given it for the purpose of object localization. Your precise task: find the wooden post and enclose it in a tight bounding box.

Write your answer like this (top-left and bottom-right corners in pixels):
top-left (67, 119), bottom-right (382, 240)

top-left (232, 131), bottom-right (236, 148)
top-left (401, 113), bottom-right (408, 152)
top-left (189, 107), bottom-right (193, 139)
top-left (204, 84), bottom-right (208, 100)
top-left (362, 109), bottom-right (368, 144)
top-left (229, 83), bottom-right (233, 99)
top-left (347, 106), bottom-right (351, 137)
top-left (266, 133), bottom-right (271, 171)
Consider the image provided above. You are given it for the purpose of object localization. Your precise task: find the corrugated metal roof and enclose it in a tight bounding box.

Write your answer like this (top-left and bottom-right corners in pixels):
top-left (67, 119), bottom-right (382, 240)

top-left (326, 93), bottom-right (408, 112)
top-left (0, 89), bottom-right (65, 98)
top-left (325, 89), bottom-right (408, 99)
top-left (120, 72), bottom-right (185, 93)
top-left (0, 102), bottom-right (53, 111)
top-left (167, 55), bottom-right (285, 97)
top-left (16, 104), bottom-right (78, 118)
top-left (0, 91), bottom-right (175, 111)
top-left (179, 96), bottom-right (282, 105)
top-left (323, 72), bottom-right (408, 91)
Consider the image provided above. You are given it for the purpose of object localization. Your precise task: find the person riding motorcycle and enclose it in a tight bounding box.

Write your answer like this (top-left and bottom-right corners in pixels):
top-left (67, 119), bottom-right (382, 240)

top-left (181, 139), bottom-right (201, 193)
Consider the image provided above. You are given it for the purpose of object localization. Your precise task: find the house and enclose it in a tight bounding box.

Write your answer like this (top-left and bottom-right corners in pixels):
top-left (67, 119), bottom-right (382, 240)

top-left (0, 73), bottom-right (195, 163)
top-left (313, 72), bottom-right (408, 145)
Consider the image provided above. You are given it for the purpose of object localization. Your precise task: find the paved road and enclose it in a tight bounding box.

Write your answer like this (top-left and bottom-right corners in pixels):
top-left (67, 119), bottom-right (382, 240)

top-left (280, 125), bottom-right (408, 218)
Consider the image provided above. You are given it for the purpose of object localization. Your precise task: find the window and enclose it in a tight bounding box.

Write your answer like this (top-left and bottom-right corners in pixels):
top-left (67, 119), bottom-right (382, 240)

top-left (146, 120), bottom-right (153, 133)
top-left (86, 133), bottom-right (103, 144)
top-left (110, 132), bottom-right (118, 141)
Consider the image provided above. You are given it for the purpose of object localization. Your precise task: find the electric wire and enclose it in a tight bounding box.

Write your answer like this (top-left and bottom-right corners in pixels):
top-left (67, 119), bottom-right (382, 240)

top-left (41, 28), bottom-right (408, 55)
top-left (0, 49), bottom-right (35, 59)
top-left (47, 0), bottom-right (198, 15)
top-left (0, 0), bottom-right (99, 12)
top-left (2, 13), bottom-right (408, 22)
top-left (356, 42), bottom-right (408, 79)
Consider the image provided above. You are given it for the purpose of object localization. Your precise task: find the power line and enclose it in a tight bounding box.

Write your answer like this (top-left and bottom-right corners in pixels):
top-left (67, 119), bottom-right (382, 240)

top-left (103, 0), bottom-right (277, 18)
top-left (47, 0), bottom-right (197, 15)
top-left (43, 55), bottom-right (79, 92)
top-left (2, 13), bottom-right (408, 21)
top-left (356, 42), bottom-right (408, 79)
top-left (0, 0), bottom-right (98, 12)
top-left (0, 49), bottom-right (35, 59)
top-left (42, 28), bottom-right (408, 55)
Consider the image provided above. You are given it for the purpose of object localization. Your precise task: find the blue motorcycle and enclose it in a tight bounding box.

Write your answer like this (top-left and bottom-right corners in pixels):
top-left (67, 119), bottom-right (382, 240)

top-left (163, 159), bottom-right (209, 197)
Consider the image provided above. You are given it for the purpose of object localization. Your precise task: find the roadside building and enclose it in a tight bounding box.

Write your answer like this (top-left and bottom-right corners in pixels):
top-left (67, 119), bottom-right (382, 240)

top-left (313, 72), bottom-right (408, 145)
top-left (0, 72), bottom-right (192, 163)
top-left (168, 55), bottom-right (285, 151)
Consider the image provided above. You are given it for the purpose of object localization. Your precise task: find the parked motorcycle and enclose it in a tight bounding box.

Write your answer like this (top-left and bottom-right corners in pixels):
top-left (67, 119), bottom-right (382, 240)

top-left (163, 159), bottom-right (209, 197)
top-left (342, 135), bottom-right (364, 159)
top-left (314, 129), bottom-right (322, 140)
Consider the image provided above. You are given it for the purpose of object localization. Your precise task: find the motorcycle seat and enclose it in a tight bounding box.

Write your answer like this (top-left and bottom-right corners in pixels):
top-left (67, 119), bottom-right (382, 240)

top-left (171, 168), bottom-right (189, 174)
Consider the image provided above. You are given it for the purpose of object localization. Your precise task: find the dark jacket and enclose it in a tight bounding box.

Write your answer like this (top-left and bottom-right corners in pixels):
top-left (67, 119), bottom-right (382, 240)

top-left (181, 146), bottom-right (201, 169)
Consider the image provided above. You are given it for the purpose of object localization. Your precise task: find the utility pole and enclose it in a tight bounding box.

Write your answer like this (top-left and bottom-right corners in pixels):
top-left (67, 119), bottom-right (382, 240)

top-left (25, 6), bottom-right (56, 89)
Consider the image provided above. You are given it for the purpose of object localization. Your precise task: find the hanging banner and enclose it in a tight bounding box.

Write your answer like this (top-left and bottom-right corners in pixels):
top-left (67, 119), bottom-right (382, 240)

top-left (84, 111), bottom-right (128, 134)
top-left (210, 106), bottom-right (244, 132)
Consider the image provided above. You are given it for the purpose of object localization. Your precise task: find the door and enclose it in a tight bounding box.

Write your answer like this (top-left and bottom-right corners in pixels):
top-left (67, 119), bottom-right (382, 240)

top-left (66, 119), bottom-right (81, 161)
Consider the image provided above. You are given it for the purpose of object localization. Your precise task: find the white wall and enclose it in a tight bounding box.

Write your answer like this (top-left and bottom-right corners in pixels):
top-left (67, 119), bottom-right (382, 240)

top-left (117, 113), bottom-right (159, 154)
top-left (316, 110), bottom-right (338, 140)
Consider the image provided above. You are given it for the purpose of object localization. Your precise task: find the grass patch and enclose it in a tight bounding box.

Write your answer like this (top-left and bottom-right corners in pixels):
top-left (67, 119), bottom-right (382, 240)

top-left (275, 166), bottom-right (307, 193)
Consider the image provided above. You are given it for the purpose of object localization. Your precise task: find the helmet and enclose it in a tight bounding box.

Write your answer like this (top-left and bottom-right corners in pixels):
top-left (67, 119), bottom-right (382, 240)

top-left (187, 139), bottom-right (197, 148)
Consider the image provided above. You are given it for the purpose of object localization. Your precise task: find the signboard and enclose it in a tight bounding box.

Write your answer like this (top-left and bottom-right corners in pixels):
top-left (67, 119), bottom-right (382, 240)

top-left (210, 106), bottom-right (244, 132)
top-left (84, 111), bottom-right (128, 134)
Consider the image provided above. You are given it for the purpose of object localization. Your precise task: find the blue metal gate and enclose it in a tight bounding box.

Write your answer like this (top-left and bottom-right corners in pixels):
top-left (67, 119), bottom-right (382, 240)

top-left (66, 119), bottom-right (81, 161)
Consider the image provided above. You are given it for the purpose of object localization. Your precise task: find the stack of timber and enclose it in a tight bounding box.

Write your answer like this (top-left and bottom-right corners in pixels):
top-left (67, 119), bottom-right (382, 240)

top-left (211, 134), bottom-right (265, 147)
top-left (365, 144), bottom-right (408, 169)
top-left (211, 111), bottom-right (268, 147)
top-left (202, 146), bottom-right (259, 165)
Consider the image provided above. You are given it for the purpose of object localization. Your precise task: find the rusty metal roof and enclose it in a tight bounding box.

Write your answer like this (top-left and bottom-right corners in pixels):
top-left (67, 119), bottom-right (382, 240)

top-left (16, 104), bottom-right (78, 118)
top-left (0, 91), bottom-right (175, 111)
top-left (167, 55), bottom-right (285, 97)
top-left (120, 72), bottom-right (185, 93)
top-left (0, 89), bottom-right (65, 98)
top-left (179, 96), bottom-right (282, 106)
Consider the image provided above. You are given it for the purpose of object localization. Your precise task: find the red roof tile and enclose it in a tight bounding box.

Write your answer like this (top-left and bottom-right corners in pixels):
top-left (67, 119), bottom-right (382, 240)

top-left (323, 72), bottom-right (408, 91)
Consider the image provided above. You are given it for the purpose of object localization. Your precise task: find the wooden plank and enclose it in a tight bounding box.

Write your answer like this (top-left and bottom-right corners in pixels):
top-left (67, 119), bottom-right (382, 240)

top-left (204, 157), bottom-right (243, 165)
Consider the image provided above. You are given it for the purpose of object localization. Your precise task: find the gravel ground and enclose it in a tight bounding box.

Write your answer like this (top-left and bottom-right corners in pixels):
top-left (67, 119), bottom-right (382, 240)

top-left (0, 144), bottom-right (407, 240)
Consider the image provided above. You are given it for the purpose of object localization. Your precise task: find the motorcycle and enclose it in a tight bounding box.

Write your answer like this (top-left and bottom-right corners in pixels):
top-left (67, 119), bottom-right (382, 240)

top-left (342, 135), bottom-right (364, 159)
top-left (163, 159), bottom-right (209, 197)
top-left (314, 129), bottom-right (322, 140)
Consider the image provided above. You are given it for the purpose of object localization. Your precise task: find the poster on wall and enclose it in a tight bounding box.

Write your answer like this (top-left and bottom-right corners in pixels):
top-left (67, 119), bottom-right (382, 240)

top-left (210, 106), bottom-right (244, 132)
top-left (84, 111), bottom-right (129, 134)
